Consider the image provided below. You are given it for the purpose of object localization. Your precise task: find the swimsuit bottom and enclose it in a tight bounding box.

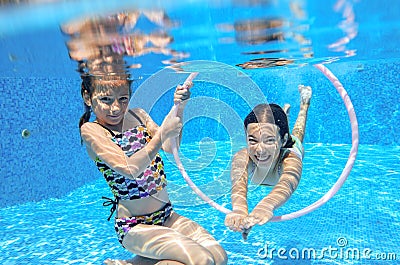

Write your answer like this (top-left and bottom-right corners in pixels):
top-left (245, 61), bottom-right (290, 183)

top-left (114, 201), bottom-right (173, 245)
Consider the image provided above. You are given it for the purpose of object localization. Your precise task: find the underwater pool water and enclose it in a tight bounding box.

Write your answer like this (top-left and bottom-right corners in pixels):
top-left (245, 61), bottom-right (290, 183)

top-left (1, 0), bottom-right (399, 264)
top-left (1, 143), bottom-right (399, 264)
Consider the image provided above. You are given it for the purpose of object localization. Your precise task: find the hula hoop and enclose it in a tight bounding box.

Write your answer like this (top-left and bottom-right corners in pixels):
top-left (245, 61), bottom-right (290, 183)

top-left (171, 64), bottom-right (359, 221)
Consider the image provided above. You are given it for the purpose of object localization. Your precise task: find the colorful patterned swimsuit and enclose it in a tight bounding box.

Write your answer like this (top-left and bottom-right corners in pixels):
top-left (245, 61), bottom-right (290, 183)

top-left (93, 111), bottom-right (172, 245)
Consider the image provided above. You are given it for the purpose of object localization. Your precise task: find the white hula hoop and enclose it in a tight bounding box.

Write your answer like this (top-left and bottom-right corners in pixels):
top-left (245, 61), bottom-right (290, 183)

top-left (171, 64), bottom-right (359, 221)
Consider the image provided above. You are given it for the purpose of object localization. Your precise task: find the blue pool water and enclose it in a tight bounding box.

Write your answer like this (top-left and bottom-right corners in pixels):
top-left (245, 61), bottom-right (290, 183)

top-left (1, 0), bottom-right (399, 264)
top-left (1, 143), bottom-right (399, 264)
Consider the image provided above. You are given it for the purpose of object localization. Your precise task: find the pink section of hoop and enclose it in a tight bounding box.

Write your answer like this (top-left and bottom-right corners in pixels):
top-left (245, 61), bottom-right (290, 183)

top-left (171, 64), bottom-right (359, 221)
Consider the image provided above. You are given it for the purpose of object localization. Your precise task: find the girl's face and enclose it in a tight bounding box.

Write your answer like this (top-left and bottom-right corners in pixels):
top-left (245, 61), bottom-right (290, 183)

top-left (246, 123), bottom-right (286, 168)
top-left (86, 84), bottom-right (130, 126)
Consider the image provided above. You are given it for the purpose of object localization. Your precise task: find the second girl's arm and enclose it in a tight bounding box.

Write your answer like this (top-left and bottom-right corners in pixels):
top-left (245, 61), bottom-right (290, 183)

top-left (230, 148), bottom-right (251, 215)
top-left (224, 148), bottom-right (251, 232)
top-left (249, 152), bottom-right (303, 223)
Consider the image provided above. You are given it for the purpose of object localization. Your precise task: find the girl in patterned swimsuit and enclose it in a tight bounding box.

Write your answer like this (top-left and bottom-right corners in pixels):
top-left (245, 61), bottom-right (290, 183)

top-left (224, 85), bottom-right (312, 240)
top-left (79, 74), bottom-right (227, 265)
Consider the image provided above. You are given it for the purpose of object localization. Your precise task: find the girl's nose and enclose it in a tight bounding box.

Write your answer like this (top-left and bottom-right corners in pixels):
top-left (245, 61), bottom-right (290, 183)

top-left (256, 143), bottom-right (266, 155)
top-left (111, 101), bottom-right (121, 112)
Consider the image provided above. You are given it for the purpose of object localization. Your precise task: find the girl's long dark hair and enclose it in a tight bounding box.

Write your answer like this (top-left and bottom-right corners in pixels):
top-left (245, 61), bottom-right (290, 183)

top-left (79, 79), bottom-right (93, 130)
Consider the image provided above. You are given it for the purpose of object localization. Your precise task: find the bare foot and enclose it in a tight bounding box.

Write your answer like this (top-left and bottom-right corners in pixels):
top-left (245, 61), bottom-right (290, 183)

top-left (298, 85), bottom-right (312, 104)
top-left (283, 103), bottom-right (291, 115)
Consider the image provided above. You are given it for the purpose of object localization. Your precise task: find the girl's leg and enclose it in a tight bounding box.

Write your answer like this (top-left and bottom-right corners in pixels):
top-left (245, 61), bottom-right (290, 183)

top-left (165, 213), bottom-right (228, 265)
top-left (283, 103), bottom-right (291, 124)
top-left (104, 256), bottom-right (185, 265)
top-left (283, 103), bottom-right (291, 116)
top-left (121, 212), bottom-right (227, 265)
top-left (291, 85), bottom-right (312, 143)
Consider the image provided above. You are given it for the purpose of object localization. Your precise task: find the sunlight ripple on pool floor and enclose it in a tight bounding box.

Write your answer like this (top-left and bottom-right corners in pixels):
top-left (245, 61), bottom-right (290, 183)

top-left (1, 143), bottom-right (399, 264)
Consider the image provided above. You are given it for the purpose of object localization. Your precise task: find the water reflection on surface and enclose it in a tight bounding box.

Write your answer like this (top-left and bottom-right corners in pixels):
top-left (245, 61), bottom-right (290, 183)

top-left (215, 1), bottom-right (315, 69)
top-left (60, 3), bottom-right (316, 74)
top-left (232, 15), bottom-right (313, 69)
top-left (61, 10), bottom-right (189, 78)
top-left (1, 0), bottom-right (360, 76)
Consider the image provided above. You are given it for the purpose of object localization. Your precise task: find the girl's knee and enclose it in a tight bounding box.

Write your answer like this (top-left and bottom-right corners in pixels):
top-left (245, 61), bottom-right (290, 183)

top-left (200, 243), bottom-right (228, 265)
top-left (155, 261), bottom-right (185, 265)
top-left (188, 248), bottom-right (215, 265)
top-left (212, 245), bottom-right (228, 265)
top-left (197, 256), bottom-right (214, 265)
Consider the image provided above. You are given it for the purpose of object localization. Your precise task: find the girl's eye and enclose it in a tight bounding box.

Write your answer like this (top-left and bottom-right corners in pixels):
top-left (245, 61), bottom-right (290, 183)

top-left (265, 138), bottom-right (276, 144)
top-left (119, 97), bottom-right (129, 103)
top-left (100, 97), bottom-right (112, 103)
top-left (248, 138), bottom-right (257, 145)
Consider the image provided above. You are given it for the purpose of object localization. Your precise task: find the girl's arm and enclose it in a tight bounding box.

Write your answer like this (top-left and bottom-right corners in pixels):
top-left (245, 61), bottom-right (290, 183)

top-left (245, 152), bottom-right (303, 227)
top-left (145, 83), bottom-right (192, 153)
top-left (81, 108), bottom-right (181, 179)
top-left (224, 148), bottom-right (250, 232)
top-left (140, 107), bottom-right (180, 154)
top-left (133, 108), bottom-right (171, 152)
top-left (230, 148), bottom-right (251, 214)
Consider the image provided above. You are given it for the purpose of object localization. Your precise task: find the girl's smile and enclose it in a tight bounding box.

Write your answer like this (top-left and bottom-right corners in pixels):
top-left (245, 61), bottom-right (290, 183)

top-left (246, 123), bottom-right (284, 168)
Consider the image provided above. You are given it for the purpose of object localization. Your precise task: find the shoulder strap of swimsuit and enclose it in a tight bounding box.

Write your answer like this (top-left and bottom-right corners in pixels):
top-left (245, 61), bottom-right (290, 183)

top-left (128, 109), bottom-right (144, 125)
top-left (93, 122), bottom-right (116, 137)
